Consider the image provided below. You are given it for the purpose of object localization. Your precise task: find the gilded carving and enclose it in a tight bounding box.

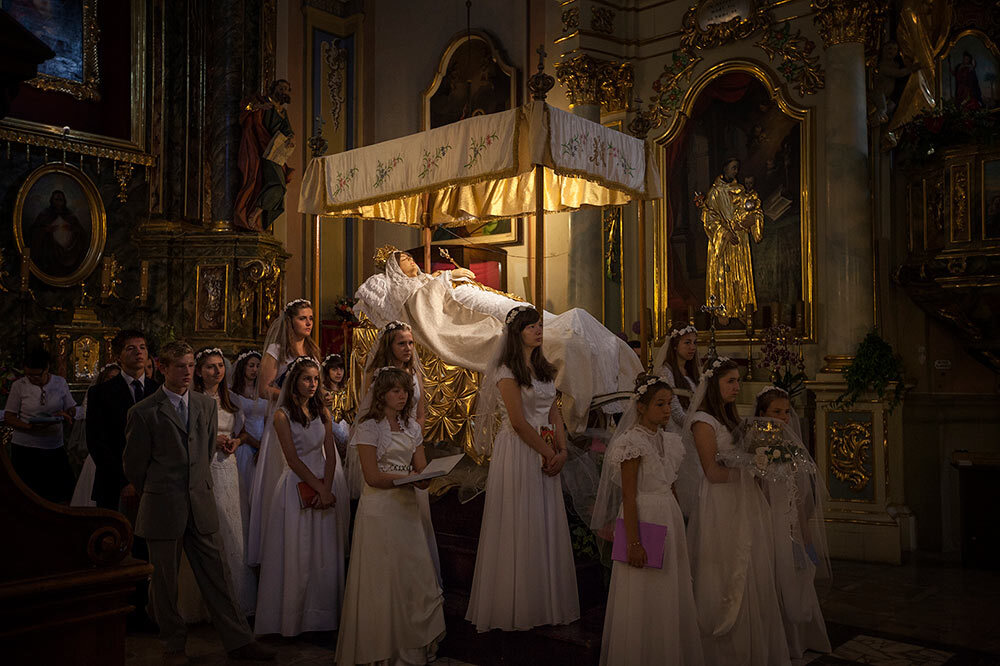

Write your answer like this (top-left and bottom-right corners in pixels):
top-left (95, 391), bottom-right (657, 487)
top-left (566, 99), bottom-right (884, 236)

top-left (555, 54), bottom-right (634, 113)
top-left (951, 163), bottom-right (970, 242)
top-left (72, 335), bottom-right (101, 382)
top-left (24, 0), bottom-right (101, 101)
top-left (829, 420), bottom-right (872, 492)
top-left (238, 259), bottom-right (268, 323)
top-left (591, 7), bottom-right (614, 35)
top-left (321, 40), bottom-right (348, 132)
top-left (561, 6), bottom-right (580, 34)
top-left (755, 23), bottom-right (825, 97)
top-left (259, 259), bottom-right (283, 332)
top-left (260, 0), bottom-right (277, 94)
top-left (195, 264), bottom-right (230, 332)
top-left (811, 0), bottom-right (883, 48)
top-left (529, 46), bottom-right (555, 101)
top-left (0, 125), bottom-right (153, 167)
top-left (100, 255), bottom-right (123, 300)
top-left (114, 162), bottom-right (134, 203)
top-left (681, 0), bottom-right (771, 51)
top-left (648, 50), bottom-right (702, 119)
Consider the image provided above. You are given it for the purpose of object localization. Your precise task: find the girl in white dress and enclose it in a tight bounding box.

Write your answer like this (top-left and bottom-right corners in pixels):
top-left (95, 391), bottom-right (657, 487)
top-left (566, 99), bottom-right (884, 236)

top-left (230, 350), bottom-right (265, 505)
top-left (70, 363), bottom-right (121, 508)
top-left (187, 348), bottom-right (256, 618)
top-left (248, 299), bottom-right (351, 569)
top-left (753, 387), bottom-right (831, 658)
top-left (336, 367), bottom-right (445, 665)
top-left (255, 357), bottom-right (346, 636)
top-left (466, 305), bottom-right (580, 632)
top-left (351, 321), bottom-right (441, 581)
top-left (321, 353), bottom-right (352, 461)
top-left (593, 375), bottom-right (704, 666)
top-left (685, 358), bottom-right (790, 665)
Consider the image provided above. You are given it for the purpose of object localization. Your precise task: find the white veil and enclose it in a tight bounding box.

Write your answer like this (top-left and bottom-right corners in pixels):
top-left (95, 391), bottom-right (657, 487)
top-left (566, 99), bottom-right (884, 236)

top-left (246, 353), bottom-right (350, 567)
top-left (651, 324), bottom-right (698, 372)
top-left (353, 252), bottom-right (430, 328)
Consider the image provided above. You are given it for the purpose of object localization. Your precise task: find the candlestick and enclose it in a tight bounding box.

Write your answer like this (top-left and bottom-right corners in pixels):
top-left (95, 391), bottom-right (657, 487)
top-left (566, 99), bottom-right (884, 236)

top-left (20, 249), bottom-right (31, 293)
top-left (139, 260), bottom-right (150, 304)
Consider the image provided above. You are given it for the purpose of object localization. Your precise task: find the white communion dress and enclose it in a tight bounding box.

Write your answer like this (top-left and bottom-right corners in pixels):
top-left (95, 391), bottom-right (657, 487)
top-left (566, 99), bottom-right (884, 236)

top-left (178, 398), bottom-right (256, 621)
top-left (336, 419), bottom-right (445, 665)
top-left (465, 366), bottom-right (580, 632)
top-left (233, 392), bottom-right (267, 504)
top-left (255, 409), bottom-right (346, 636)
top-left (686, 412), bottom-right (790, 666)
top-left (599, 426), bottom-right (704, 666)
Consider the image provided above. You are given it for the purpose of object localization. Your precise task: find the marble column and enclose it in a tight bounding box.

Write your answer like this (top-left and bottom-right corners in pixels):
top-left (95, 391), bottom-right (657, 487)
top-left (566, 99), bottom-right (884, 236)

top-left (814, 1), bottom-right (880, 367)
top-left (568, 103), bottom-right (605, 317)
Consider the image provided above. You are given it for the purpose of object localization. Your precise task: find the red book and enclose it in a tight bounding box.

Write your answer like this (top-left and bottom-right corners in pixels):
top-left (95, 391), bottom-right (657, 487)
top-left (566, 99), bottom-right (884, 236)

top-left (297, 478), bottom-right (324, 509)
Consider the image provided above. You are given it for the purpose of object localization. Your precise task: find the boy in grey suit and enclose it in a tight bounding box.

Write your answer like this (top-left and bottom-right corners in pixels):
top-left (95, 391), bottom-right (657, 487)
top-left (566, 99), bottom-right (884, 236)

top-left (124, 341), bottom-right (273, 663)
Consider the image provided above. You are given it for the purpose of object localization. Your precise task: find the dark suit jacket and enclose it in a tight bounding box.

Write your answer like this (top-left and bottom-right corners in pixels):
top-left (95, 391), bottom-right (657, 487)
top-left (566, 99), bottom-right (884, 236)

top-left (123, 387), bottom-right (219, 540)
top-left (87, 373), bottom-right (159, 509)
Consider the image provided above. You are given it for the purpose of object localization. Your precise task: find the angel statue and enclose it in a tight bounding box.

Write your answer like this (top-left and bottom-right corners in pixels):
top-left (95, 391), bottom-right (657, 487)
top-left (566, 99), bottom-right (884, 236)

top-left (353, 245), bottom-right (643, 431)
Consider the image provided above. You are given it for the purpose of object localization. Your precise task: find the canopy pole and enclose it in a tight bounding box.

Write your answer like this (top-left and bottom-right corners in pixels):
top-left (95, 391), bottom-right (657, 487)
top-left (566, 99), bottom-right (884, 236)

top-left (312, 214), bottom-right (321, 344)
top-left (637, 200), bottom-right (649, 368)
top-left (421, 192), bottom-right (432, 273)
top-left (533, 164), bottom-right (544, 309)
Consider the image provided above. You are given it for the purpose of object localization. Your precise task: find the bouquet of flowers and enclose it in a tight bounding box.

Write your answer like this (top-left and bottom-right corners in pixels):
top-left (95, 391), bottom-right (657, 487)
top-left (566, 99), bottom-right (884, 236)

top-left (759, 324), bottom-right (806, 398)
top-left (330, 296), bottom-right (360, 326)
top-left (739, 419), bottom-right (814, 483)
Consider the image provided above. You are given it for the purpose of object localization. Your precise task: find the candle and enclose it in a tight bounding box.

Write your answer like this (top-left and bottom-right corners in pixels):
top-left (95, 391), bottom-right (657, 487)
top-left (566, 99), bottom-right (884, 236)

top-left (20, 248), bottom-right (30, 292)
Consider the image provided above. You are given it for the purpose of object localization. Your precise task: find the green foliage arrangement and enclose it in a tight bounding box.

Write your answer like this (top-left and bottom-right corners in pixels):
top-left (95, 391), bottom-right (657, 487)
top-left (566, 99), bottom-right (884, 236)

top-left (836, 331), bottom-right (905, 410)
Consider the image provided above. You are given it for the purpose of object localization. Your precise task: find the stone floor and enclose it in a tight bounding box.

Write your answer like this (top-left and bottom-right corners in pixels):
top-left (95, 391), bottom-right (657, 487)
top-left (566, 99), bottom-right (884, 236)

top-left (125, 558), bottom-right (1000, 665)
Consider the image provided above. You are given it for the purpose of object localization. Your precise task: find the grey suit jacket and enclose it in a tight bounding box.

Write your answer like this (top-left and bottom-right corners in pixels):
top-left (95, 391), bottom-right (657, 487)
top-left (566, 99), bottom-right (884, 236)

top-left (123, 387), bottom-right (220, 539)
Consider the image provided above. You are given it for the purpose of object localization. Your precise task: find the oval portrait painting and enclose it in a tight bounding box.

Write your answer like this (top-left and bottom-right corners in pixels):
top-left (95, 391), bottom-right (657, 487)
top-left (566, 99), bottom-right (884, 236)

top-left (13, 164), bottom-right (106, 287)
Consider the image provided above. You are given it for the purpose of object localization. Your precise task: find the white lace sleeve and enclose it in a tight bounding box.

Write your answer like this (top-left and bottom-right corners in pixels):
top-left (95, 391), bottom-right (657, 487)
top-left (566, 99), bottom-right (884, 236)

top-left (350, 419), bottom-right (380, 449)
top-left (265, 343), bottom-right (280, 361)
top-left (494, 365), bottom-right (516, 384)
top-left (688, 411), bottom-right (719, 433)
top-left (605, 428), bottom-right (658, 466)
top-left (659, 431), bottom-right (686, 480)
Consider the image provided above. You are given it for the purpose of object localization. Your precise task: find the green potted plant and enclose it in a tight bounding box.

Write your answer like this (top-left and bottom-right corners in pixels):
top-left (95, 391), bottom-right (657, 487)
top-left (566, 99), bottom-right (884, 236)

top-left (836, 331), bottom-right (905, 410)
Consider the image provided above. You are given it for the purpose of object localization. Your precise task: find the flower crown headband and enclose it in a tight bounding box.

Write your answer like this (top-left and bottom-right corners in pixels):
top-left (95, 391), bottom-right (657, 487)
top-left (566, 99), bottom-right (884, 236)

top-left (383, 320), bottom-right (410, 334)
top-left (635, 376), bottom-right (670, 397)
top-left (286, 356), bottom-right (318, 373)
top-left (755, 385), bottom-right (788, 401)
top-left (701, 356), bottom-right (733, 379)
top-left (194, 347), bottom-right (224, 362)
top-left (284, 298), bottom-right (311, 313)
top-left (235, 350), bottom-right (261, 364)
top-left (322, 353), bottom-right (344, 366)
top-left (505, 305), bottom-right (535, 326)
top-left (669, 325), bottom-right (698, 339)
top-left (372, 365), bottom-right (405, 381)
top-left (99, 362), bottom-right (120, 374)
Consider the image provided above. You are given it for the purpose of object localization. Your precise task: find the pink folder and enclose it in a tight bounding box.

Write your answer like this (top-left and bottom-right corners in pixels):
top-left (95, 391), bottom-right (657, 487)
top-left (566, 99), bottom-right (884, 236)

top-left (611, 519), bottom-right (667, 569)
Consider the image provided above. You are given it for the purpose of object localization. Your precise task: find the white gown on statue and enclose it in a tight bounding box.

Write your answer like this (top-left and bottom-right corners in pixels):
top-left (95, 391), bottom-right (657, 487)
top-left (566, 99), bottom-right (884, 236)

top-left (178, 400), bottom-right (256, 620)
top-left (686, 412), bottom-right (790, 666)
top-left (255, 409), bottom-right (346, 636)
top-left (354, 258), bottom-right (642, 432)
top-left (336, 423), bottom-right (446, 665)
top-left (465, 367), bottom-right (580, 632)
top-left (599, 426), bottom-right (704, 666)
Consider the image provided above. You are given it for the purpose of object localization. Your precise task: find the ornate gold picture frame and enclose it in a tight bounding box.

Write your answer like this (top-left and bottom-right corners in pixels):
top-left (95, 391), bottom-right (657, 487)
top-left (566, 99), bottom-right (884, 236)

top-left (652, 59), bottom-right (816, 343)
top-left (195, 264), bottom-right (230, 333)
top-left (2, 0), bottom-right (101, 101)
top-left (13, 163), bottom-right (107, 288)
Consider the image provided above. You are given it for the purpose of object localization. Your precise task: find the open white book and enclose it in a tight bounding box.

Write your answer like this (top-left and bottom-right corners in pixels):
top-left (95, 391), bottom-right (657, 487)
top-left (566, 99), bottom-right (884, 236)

top-left (393, 453), bottom-right (465, 487)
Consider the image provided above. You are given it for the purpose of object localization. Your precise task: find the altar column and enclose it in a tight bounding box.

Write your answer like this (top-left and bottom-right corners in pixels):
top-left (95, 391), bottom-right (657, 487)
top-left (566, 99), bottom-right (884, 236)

top-left (814, 0), bottom-right (878, 369)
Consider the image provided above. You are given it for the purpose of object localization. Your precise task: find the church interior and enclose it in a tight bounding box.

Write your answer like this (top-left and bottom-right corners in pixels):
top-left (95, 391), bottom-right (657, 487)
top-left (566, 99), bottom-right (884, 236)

top-left (1, 0), bottom-right (1000, 665)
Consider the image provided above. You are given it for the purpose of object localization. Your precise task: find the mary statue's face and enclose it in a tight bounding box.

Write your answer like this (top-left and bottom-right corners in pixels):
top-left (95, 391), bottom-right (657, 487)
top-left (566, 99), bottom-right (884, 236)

top-left (398, 253), bottom-right (420, 278)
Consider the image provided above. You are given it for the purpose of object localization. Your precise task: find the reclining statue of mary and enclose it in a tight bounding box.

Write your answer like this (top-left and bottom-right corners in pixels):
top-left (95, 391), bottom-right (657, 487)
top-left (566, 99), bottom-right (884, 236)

top-left (354, 245), bottom-right (643, 432)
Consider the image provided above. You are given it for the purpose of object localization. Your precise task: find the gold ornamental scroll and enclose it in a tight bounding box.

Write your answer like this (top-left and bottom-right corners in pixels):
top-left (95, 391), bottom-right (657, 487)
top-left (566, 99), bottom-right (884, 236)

top-left (889, 0), bottom-right (953, 132)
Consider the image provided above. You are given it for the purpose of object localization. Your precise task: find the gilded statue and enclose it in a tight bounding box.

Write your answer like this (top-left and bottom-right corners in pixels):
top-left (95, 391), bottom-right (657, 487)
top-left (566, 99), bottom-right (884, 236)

top-left (700, 158), bottom-right (764, 316)
top-left (887, 0), bottom-right (952, 135)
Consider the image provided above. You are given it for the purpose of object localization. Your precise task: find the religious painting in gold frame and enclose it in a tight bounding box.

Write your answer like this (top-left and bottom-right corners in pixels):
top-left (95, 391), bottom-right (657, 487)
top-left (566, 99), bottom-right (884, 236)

top-left (195, 264), bottom-right (230, 333)
top-left (2, 0), bottom-right (100, 101)
top-left (937, 29), bottom-right (1000, 112)
top-left (12, 163), bottom-right (107, 288)
top-left (652, 59), bottom-right (815, 342)
top-left (421, 31), bottom-right (521, 246)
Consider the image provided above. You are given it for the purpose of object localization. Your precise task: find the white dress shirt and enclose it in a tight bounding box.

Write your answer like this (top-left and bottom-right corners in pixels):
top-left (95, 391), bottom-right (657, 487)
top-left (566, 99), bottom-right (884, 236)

top-left (162, 385), bottom-right (190, 425)
top-left (120, 370), bottom-right (149, 403)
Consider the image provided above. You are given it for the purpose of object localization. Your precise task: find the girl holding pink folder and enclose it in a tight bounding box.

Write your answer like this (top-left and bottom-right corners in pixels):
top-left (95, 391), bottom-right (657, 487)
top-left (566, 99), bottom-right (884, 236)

top-left (592, 375), bottom-right (704, 666)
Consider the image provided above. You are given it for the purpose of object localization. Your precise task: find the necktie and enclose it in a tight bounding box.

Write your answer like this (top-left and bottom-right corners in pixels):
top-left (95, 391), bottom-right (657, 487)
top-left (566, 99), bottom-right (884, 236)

top-left (132, 379), bottom-right (144, 403)
top-left (176, 398), bottom-right (188, 429)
